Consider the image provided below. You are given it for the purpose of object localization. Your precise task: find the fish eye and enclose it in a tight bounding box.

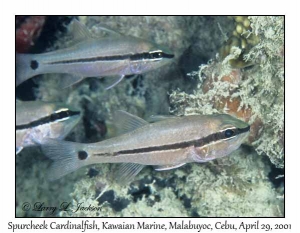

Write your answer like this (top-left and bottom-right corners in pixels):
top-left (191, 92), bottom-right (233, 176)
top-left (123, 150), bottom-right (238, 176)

top-left (224, 129), bottom-right (235, 138)
top-left (153, 52), bottom-right (162, 59)
top-left (149, 51), bottom-right (163, 60)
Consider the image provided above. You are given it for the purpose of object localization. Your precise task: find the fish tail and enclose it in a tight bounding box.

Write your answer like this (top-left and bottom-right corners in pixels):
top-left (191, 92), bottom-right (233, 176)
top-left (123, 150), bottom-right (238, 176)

top-left (41, 139), bottom-right (91, 181)
top-left (16, 53), bottom-right (39, 86)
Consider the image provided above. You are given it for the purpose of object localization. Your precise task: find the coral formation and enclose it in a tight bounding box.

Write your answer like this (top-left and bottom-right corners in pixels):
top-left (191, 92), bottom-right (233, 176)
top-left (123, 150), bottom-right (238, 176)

top-left (170, 16), bottom-right (284, 168)
top-left (219, 16), bottom-right (260, 68)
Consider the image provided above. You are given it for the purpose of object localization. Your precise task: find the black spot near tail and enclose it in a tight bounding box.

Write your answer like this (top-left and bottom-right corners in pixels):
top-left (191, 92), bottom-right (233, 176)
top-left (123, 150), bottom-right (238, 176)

top-left (30, 60), bottom-right (39, 70)
top-left (78, 150), bottom-right (88, 160)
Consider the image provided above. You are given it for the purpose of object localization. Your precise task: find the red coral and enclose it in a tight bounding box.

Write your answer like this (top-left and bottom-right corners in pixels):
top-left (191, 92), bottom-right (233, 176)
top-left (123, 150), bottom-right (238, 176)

top-left (16, 16), bottom-right (46, 53)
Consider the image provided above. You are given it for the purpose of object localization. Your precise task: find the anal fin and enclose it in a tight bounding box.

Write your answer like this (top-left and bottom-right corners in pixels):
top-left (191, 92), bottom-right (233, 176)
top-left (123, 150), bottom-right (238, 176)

top-left (154, 163), bottom-right (186, 171)
top-left (115, 163), bottom-right (145, 185)
top-left (105, 75), bottom-right (125, 90)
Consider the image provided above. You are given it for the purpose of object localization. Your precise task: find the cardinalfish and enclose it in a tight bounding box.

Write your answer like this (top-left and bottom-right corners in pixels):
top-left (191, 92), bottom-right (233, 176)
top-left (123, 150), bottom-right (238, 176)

top-left (16, 100), bottom-right (81, 154)
top-left (41, 111), bottom-right (250, 182)
top-left (16, 20), bottom-right (174, 89)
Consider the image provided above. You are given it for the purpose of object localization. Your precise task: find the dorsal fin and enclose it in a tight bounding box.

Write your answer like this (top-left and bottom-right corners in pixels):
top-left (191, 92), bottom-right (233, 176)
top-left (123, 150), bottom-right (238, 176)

top-left (148, 114), bottom-right (179, 122)
top-left (69, 19), bottom-right (93, 44)
top-left (113, 110), bottom-right (148, 135)
top-left (94, 24), bottom-right (122, 37)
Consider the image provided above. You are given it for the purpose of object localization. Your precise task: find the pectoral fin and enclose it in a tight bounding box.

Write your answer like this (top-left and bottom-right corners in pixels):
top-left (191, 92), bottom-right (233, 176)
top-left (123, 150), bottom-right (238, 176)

top-left (94, 25), bottom-right (121, 37)
top-left (154, 163), bottom-right (186, 171)
top-left (70, 19), bottom-right (121, 45)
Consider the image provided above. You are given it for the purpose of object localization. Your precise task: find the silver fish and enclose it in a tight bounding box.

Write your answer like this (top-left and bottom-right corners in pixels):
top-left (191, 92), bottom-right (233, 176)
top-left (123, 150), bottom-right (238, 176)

top-left (42, 111), bottom-right (250, 182)
top-left (16, 20), bottom-right (174, 89)
top-left (16, 100), bottom-right (81, 154)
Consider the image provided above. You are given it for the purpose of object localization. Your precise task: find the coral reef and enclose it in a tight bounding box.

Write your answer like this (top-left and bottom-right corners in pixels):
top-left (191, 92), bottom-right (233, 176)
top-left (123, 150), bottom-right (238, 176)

top-left (219, 16), bottom-right (260, 68)
top-left (16, 147), bottom-right (81, 217)
top-left (170, 16), bottom-right (284, 168)
top-left (16, 16), bottom-right (284, 217)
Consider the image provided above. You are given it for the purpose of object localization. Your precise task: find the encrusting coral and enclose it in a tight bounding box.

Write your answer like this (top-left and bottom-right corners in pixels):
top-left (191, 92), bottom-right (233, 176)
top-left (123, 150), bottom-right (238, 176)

top-left (170, 16), bottom-right (284, 168)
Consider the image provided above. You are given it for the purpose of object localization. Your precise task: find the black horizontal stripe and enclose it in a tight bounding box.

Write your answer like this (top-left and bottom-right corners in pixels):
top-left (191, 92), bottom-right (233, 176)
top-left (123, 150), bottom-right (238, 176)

top-left (47, 51), bottom-right (174, 65)
top-left (130, 52), bottom-right (174, 61)
top-left (16, 109), bottom-right (80, 131)
top-left (95, 125), bottom-right (250, 156)
top-left (237, 125), bottom-right (250, 134)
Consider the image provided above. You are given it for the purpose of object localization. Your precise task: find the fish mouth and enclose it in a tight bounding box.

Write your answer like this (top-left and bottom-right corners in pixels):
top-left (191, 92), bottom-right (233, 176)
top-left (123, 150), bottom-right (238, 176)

top-left (237, 125), bottom-right (251, 134)
top-left (161, 52), bottom-right (174, 59)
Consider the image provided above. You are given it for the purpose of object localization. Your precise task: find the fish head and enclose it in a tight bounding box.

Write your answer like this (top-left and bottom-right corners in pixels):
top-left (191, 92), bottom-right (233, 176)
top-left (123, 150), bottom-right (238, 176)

top-left (215, 114), bottom-right (250, 155)
top-left (16, 101), bottom-right (82, 150)
top-left (192, 114), bottom-right (250, 162)
top-left (147, 42), bottom-right (175, 68)
top-left (129, 40), bottom-right (174, 74)
top-left (47, 103), bottom-right (82, 140)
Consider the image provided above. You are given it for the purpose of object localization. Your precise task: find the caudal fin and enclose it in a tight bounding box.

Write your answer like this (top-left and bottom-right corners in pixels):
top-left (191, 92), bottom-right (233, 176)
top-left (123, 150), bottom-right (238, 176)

top-left (41, 139), bottom-right (90, 181)
top-left (16, 53), bottom-right (38, 86)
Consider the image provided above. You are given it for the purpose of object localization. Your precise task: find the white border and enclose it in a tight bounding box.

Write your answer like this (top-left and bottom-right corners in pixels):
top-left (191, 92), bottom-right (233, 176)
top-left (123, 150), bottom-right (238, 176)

top-left (1, 0), bottom-right (299, 232)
